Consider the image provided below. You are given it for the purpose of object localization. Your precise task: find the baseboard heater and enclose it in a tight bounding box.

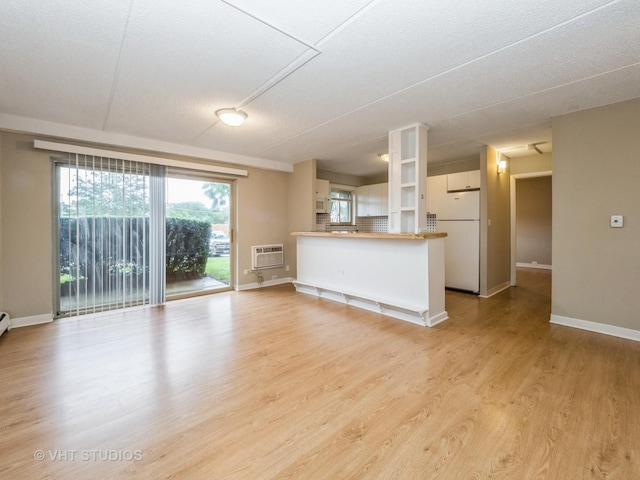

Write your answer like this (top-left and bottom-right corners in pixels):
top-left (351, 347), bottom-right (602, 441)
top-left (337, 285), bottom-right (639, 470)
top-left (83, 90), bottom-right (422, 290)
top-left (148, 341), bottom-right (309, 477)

top-left (251, 244), bottom-right (284, 269)
top-left (0, 312), bottom-right (10, 338)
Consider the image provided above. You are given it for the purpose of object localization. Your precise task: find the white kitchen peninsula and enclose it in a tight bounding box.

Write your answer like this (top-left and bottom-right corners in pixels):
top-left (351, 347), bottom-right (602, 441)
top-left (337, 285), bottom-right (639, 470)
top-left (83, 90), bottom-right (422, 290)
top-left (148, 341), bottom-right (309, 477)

top-left (291, 232), bottom-right (448, 327)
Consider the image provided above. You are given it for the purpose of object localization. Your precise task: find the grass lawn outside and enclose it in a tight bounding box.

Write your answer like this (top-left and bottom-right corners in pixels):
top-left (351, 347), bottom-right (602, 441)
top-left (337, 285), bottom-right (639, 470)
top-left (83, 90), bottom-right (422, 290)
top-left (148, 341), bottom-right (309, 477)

top-left (206, 256), bottom-right (230, 284)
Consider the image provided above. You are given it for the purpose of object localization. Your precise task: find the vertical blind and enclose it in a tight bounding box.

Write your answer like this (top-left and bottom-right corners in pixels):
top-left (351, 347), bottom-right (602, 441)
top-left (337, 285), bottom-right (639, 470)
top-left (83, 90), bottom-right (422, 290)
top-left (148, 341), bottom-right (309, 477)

top-left (56, 153), bottom-right (166, 316)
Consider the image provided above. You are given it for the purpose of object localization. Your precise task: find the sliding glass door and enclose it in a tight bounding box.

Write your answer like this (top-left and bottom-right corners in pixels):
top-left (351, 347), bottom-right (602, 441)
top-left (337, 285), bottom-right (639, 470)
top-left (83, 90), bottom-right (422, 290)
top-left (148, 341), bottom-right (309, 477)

top-left (55, 156), bottom-right (233, 316)
top-left (56, 157), bottom-right (153, 314)
top-left (165, 175), bottom-right (232, 297)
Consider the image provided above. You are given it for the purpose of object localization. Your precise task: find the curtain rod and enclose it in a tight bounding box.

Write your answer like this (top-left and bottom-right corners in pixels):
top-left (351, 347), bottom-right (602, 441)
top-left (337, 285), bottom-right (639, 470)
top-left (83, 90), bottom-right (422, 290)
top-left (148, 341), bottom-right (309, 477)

top-left (33, 139), bottom-right (248, 177)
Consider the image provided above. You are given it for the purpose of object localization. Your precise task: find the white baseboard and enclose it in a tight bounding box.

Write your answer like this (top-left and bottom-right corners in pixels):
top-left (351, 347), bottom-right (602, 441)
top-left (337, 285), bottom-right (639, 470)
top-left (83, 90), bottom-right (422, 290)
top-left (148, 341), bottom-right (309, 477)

top-left (517, 262), bottom-right (552, 270)
top-left (292, 280), bottom-right (446, 328)
top-left (550, 314), bottom-right (640, 342)
top-left (0, 314), bottom-right (10, 338)
top-left (236, 276), bottom-right (294, 291)
top-left (479, 281), bottom-right (511, 298)
top-left (9, 313), bottom-right (53, 329)
top-left (427, 311), bottom-right (449, 327)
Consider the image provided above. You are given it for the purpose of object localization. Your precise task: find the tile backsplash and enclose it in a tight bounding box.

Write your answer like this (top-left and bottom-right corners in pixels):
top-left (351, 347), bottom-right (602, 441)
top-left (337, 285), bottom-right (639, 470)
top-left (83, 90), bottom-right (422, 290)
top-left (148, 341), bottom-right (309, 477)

top-left (315, 214), bottom-right (437, 233)
top-left (315, 213), bottom-right (387, 233)
top-left (425, 213), bottom-right (437, 233)
top-left (356, 216), bottom-right (388, 233)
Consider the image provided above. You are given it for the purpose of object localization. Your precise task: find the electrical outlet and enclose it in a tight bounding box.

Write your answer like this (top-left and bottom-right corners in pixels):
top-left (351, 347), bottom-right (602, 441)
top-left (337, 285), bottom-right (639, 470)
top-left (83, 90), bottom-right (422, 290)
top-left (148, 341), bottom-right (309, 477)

top-left (244, 269), bottom-right (251, 275)
top-left (272, 275), bottom-right (278, 280)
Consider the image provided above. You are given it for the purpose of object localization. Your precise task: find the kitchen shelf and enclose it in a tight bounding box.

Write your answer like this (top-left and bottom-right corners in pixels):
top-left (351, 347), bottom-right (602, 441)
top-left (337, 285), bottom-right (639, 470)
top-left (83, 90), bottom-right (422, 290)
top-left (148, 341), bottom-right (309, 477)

top-left (388, 123), bottom-right (428, 233)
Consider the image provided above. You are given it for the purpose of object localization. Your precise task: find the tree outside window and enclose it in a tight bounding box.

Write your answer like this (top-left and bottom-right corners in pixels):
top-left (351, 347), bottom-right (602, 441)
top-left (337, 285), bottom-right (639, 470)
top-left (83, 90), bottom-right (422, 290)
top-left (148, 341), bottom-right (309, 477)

top-left (330, 188), bottom-right (353, 224)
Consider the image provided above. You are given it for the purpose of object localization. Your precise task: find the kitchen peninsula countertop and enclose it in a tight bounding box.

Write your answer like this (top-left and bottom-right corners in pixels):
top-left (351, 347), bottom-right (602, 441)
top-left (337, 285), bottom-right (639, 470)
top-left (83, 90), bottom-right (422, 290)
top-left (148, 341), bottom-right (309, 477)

top-left (291, 231), bottom-right (447, 240)
top-left (291, 230), bottom-right (448, 326)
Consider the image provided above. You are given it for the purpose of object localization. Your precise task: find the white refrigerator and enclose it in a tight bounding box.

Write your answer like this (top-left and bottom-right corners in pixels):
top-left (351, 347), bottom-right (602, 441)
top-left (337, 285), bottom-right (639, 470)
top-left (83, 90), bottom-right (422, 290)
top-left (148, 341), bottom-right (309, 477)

top-left (436, 190), bottom-right (480, 293)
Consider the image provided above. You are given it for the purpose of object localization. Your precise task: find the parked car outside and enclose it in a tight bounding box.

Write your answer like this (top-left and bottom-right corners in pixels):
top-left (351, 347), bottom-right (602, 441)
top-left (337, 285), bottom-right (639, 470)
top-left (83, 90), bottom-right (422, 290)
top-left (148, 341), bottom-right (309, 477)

top-left (209, 231), bottom-right (230, 256)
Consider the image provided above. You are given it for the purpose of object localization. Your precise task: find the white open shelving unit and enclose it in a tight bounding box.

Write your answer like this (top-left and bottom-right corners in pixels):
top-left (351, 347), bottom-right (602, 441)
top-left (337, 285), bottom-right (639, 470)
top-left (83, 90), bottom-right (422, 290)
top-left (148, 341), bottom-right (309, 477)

top-left (388, 123), bottom-right (428, 234)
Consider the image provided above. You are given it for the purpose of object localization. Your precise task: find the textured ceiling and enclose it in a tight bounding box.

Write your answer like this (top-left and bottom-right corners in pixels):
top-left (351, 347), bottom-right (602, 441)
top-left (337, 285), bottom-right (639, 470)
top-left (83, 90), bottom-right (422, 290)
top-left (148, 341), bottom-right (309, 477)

top-left (1, 0), bottom-right (639, 176)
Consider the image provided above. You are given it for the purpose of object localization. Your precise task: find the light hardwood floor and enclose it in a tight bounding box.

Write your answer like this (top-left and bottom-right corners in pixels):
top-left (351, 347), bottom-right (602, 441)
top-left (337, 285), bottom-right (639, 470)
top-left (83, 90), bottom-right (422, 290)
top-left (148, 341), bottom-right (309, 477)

top-left (1, 268), bottom-right (639, 479)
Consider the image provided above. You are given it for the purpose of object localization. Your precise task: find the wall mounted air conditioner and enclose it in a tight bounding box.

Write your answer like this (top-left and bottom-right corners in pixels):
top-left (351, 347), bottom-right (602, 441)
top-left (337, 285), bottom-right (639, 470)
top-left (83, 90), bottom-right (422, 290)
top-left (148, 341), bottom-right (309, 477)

top-left (251, 244), bottom-right (284, 270)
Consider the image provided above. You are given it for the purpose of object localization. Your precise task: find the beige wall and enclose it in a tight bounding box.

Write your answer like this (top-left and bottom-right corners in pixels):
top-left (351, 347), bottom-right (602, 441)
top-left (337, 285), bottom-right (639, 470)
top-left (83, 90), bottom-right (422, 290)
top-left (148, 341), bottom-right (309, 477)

top-left (552, 98), bottom-right (640, 331)
top-left (516, 176), bottom-right (552, 266)
top-left (510, 152), bottom-right (553, 175)
top-left (480, 146), bottom-right (511, 296)
top-left (317, 169), bottom-right (366, 187)
top-left (1, 133), bottom-right (54, 318)
top-left (0, 131), bottom-right (293, 320)
top-left (428, 156), bottom-right (480, 177)
top-left (287, 159), bottom-right (316, 277)
top-left (235, 166), bottom-right (291, 285)
top-left (0, 133), bottom-right (3, 309)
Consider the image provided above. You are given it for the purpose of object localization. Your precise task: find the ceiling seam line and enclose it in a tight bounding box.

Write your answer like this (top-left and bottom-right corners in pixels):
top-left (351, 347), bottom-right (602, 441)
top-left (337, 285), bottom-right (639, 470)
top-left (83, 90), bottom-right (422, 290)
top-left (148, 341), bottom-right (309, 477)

top-left (219, 0), bottom-right (320, 52)
top-left (200, 0), bottom-right (382, 142)
top-left (211, 0), bottom-right (382, 126)
top-left (445, 62), bottom-right (640, 122)
top-left (191, 49), bottom-right (321, 141)
top-left (235, 0), bottom-right (384, 109)
top-left (191, 0), bottom-right (326, 141)
top-left (257, 0), bottom-right (627, 153)
top-left (236, 50), bottom-right (321, 109)
top-left (101, 0), bottom-right (136, 131)
top-left (430, 121), bottom-right (551, 149)
top-left (313, 0), bottom-right (384, 48)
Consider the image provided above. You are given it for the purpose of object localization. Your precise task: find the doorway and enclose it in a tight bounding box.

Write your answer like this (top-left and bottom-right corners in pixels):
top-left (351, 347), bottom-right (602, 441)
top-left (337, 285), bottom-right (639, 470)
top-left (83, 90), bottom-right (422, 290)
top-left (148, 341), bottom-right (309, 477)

top-left (510, 171), bottom-right (552, 286)
top-left (55, 157), bottom-right (234, 316)
top-left (165, 175), bottom-right (233, 298)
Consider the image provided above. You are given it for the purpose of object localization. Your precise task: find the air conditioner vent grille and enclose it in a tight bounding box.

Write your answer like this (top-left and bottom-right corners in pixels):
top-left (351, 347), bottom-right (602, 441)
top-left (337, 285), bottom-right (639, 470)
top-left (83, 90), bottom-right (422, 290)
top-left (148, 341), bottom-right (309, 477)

top-left (251, 244), bottom-right (284, 270)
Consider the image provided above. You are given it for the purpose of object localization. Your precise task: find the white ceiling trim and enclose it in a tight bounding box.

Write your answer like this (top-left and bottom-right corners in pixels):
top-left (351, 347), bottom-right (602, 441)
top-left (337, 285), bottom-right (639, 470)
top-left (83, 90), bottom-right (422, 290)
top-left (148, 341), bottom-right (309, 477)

top-left (34, 139), bottom-right (248, 177)
top-left (0, 113), bottom-right (293, 172)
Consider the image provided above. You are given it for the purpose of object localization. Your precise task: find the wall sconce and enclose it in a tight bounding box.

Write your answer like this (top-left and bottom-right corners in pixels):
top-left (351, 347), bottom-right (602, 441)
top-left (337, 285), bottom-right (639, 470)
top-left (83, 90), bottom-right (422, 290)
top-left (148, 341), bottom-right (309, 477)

top-left (497, 155), bottom-right (507, 174)
top-left (378, 153), bottom-right (389, 162)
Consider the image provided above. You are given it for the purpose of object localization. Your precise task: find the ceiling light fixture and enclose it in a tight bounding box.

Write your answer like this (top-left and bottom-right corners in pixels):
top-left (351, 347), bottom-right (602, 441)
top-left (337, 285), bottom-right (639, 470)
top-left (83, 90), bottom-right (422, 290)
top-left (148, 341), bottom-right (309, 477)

top-left (216, 108), bottom-right (248, 127)
top-left (378, 153), bottom-right (389, 162)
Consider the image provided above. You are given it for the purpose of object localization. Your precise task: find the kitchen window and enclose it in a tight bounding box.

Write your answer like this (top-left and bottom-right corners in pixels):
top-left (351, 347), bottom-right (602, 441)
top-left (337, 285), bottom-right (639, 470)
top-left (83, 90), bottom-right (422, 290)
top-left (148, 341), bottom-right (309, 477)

top-left (330, 188), bottom-right (353, 224)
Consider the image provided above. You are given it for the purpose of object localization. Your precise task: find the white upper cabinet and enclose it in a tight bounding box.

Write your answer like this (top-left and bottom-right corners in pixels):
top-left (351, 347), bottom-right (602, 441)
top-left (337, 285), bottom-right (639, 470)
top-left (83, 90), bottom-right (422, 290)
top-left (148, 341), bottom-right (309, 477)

top-left (357, 182), bottom-right (388, 216)
top-left (315, 178), bottom-right (330, 197)
top-left (447, 170), bottom-right (480, 191)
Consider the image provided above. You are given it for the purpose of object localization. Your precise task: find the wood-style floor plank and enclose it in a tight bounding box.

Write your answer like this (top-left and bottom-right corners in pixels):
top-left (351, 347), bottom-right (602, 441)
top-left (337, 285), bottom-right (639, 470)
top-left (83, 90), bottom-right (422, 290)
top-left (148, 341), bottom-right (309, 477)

top-left (1, 268), bottom-right (639, 479)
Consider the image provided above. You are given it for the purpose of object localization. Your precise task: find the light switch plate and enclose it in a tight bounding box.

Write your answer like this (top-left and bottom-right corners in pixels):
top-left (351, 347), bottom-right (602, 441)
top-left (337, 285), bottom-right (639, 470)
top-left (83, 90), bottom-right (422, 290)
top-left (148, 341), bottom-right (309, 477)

top-left (610, 215), bottom-right (624, 228)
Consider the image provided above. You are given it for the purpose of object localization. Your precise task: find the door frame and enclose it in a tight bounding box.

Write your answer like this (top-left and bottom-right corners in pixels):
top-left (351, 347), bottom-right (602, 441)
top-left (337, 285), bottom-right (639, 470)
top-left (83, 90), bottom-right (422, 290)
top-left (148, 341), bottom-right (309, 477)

top-left (510, 171), bottom-right (552, 286)
top-left (164, 174), bottom-right (236, 300)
